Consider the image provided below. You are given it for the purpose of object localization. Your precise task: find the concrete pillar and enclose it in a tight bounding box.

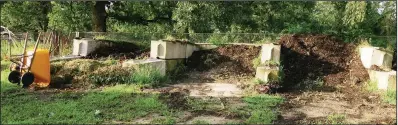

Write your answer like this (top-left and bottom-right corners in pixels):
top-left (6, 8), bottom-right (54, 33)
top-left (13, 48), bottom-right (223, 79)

top-left (360, 47), bottom-right (393, 69)
top-left (150, 40), bottom-right (199, 59)
top-left (72, 38), bottom-right (101, 56)
top-left (368, 70), bottom-right (397, 90)
top-left (255, 66), bottom-right (279, 82)
top-left (122, 59), bottom-right (166, 76)
top-left (260, 43), bottom-right (281, 64)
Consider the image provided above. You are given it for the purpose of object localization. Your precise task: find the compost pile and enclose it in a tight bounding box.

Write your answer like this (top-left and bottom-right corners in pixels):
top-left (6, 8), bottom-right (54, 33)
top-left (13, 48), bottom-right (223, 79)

top-left (279, 34), bottom-right (369, 88)
top-left (187, 45), bottom-right (261, 77)
top-left (85, 40), bottom-right (149, 60)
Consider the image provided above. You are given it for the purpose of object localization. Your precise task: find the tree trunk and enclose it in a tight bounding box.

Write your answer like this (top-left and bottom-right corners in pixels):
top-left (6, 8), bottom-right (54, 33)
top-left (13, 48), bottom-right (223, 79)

top-left (92, 1), bottom-right (108, 32)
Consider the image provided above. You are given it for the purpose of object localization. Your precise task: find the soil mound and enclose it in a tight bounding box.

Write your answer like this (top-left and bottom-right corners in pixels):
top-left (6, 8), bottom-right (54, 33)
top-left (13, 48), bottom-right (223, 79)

top-left (187, 45), bottom-right (261, 76)
top-left (85, 40), bottom-right (149, 59)
top-left (279, 34), bottom-right (369, 88)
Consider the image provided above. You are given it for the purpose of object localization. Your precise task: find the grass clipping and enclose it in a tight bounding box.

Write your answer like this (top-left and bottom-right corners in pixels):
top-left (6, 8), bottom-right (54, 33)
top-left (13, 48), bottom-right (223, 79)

top-left (50, 59), bottom-right (168, 88)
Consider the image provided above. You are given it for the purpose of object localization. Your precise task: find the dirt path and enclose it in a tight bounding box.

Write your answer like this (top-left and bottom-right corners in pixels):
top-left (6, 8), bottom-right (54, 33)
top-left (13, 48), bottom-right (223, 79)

top-left (276, 86), bottom-right (396, 124)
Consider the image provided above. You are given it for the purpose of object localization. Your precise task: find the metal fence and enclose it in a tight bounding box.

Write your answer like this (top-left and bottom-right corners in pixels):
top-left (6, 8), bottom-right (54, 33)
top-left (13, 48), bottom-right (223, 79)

top-left (2, 32), bottom-right (396, 57)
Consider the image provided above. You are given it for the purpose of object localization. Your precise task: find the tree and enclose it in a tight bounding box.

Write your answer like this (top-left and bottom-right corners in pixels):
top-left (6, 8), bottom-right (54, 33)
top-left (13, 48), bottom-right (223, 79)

top-left (48, 1), bottom-right (92, 32)
top-left (92, 1), bottom-right (109, 32)
top-left (1, 1), bottom-right (51, 32)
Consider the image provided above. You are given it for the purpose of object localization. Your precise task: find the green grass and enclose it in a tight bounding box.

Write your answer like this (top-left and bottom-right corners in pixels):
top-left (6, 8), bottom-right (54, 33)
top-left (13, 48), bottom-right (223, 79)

top-left (316, 113), bottom-right (346, 124)
top-left (243, 94), bottom-right (284, 124)
top-left (364, 80), bottom-right (378, 92)
top-left (131, 65), bottom-right (169, 87)
top-left (382, 88), bottom-right (396, 104)
top-left (1, 83), bottom-right (176, 124)
top-left (252, 57), bottom-right (261, 68)
top-left (252, 78), bottom-right (266, 85)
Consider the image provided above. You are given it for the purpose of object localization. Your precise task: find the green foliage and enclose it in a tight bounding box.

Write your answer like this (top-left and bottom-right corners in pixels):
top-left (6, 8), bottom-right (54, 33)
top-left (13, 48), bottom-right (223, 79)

top-left (167, 62), bottom-right (187, 81)
top-left (365, 80), bottom-right (378, 92)
top-left (243, 94), bottom-right (284, 124)
top-left (253, 78), bottom-right (266, 85)
top-left (48, 1), bottom-right (92, 32)
top-left (252, 57), bottom-right (261, 68)
top-left (316, 114), bottom-right (346, 124)
top-left (383, 88), bottom-right (397, 104)
top-left (131, 65), bottom-right (169, 87)
top-left (1, 1), bottom-right (51, 32)
top-left (278, 65), bottom-right (284, 83)
top-left (1, 84), bottom-right (175, 124)
top-left (150, 117), bottom-right (176, 124)
top-left (294, 77), bottom-right (324, 90)
top-left (89, 65), bottom-right (132, 86)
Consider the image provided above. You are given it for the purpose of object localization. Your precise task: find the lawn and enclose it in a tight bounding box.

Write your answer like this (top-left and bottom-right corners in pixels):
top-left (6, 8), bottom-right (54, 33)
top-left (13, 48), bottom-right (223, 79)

top-left (0, 60), bottom-right (284, 124)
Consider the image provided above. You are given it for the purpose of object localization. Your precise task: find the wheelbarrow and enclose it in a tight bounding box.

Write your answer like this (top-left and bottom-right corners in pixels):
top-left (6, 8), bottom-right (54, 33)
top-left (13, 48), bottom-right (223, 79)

top-left (7, 33), bottom-right (51, 88)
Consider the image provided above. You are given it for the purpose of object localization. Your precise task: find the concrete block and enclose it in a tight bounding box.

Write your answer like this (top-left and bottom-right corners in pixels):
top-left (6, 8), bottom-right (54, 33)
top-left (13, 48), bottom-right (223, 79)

top-left (150, 40), bottom-right (199, 59)
top-left (368, 70), bottom-right (397, 90)
top-left (360, 47), bottom-right (393, 69)
top-left (72, 38), bottom-right (101, 56)
top-left (122, 59), bottom-right (166, 76)
top-left (195, 43), bottom-right (218, 50)
top-left (165, 59), bottom-right (185, 73)
top-left (186, 44), bottom-right (200, 57)
top-left (360, 47), bottom-right (374, 68)
top-left (260, 44), bottom-right (281, 64)
top-left (255, 66), bottom-right (279, 82)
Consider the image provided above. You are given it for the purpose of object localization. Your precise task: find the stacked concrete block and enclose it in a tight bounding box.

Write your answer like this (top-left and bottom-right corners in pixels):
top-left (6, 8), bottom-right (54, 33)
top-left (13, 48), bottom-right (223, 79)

top-left (359, 46), bottom-right (395, 90)
top-left (260, 43), bottom-right (281, 64)
top-left (150, 40), bottom-right (199, 59)
top-left (360, 47), bottom-right (393, 69)
top-left (368, 70), bottom-right (397, 90)
top-left (122, 58), bottom-right (166, 76)
top-left (255, 66), bottom-right (279, 82)
top-left (255, 43), bottom-right (282, 82)
top-left (72, 38), bottom-right (101, 56)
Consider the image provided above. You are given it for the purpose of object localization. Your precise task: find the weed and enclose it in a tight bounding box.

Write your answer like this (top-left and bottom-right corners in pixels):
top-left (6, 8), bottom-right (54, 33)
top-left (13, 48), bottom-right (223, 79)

top-left (252, 78), bottom-right (266, 85)
top-left (263, 60), bottom-right (280, 67)
top-left (277, 65), bottom-right (284, 83)
top-left (382, 88), bottom-right (396, 104)
top-left (207, 34), bottom-right (226, 46)
top-left (1, 84), bottom-right (172, 124)
top-left (150, 117), bottom-right (176, 124)
top-left (294, 77), bottom-right (324, 90)
top-left (364, 80), bottom-right (378, 93)
top-left (193, 120), bottom-right (210, 124)
top-left (252, 57), bottom-right (261, 68)
top-left (167, 61), bottom-right (187, 81)
top-left (131, 65), bottom-right (169, 87)
top-left (89, 65), bottom-right (131, 86)
top-left (316, 113), bottom-right (346, 124)
top-left (243, 94), bottom-right (284, 124)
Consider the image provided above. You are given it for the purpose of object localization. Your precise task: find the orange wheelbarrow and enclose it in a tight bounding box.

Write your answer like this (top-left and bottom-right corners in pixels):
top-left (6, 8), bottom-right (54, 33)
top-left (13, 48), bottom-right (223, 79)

top-left (8, 33), bottom-right (51, 88)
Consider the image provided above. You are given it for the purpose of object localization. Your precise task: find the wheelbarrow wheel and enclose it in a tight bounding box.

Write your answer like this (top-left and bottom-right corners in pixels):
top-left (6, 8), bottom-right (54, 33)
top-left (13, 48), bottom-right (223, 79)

top-left (8, 70), bottom-right (20, 84)
top-left (21, 72), bottom-right (34, 87)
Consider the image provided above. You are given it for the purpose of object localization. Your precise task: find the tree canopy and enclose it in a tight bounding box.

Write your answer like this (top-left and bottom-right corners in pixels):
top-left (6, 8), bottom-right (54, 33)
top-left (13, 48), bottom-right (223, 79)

top-left (1, 1), bottom-right (396, 41)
